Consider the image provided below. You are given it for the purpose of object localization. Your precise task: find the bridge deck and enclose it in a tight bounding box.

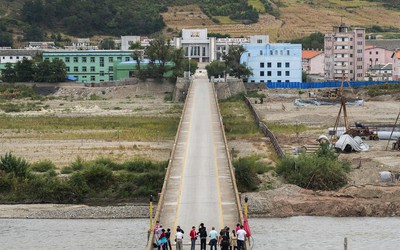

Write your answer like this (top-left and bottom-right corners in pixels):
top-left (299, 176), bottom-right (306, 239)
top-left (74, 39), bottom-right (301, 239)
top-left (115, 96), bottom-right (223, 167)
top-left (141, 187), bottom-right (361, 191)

top-left (158, 73), bottom-right (240, 244)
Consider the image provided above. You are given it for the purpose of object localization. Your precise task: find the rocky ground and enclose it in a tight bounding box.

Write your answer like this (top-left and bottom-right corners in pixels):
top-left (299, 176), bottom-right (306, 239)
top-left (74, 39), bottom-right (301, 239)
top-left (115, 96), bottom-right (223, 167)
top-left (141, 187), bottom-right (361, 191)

top-left (245, 87), bottom-right (400, 217)
top-left (1, 84), bottom-right (400, 218)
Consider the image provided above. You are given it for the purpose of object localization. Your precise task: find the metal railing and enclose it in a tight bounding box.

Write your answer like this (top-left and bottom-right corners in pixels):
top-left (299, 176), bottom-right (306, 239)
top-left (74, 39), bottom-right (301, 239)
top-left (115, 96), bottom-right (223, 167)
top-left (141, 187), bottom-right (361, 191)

top-left (244, 96), bottom-right (285, 158)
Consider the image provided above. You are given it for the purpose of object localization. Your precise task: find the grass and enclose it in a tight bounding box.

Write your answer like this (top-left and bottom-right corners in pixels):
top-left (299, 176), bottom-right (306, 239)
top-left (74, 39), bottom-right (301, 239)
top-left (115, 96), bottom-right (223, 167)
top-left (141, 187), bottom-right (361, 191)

top-left (213, 16), bottom-right (240, 24)
top-left (219, 96), bottom-right (262, 139)
top-left (365, 83), bottom-right (400, 97)
top-left (264, 121), bottom-right (309, 135)
top-left (0, 115), bottom-right (180, 141)
top-left (249, 0), bottom-right (266, 13)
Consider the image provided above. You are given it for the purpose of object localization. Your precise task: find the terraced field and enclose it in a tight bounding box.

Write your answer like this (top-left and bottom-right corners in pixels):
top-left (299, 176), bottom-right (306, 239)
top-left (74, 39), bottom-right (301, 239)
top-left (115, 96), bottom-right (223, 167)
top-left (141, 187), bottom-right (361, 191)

top-left (162, 1), bottom-right (400, 41)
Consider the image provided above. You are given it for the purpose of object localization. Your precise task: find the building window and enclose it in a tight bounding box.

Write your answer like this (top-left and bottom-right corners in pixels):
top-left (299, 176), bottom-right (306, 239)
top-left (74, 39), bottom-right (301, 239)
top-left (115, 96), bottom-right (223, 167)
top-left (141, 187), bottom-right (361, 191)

top-left (369, 51), bottom-right (372, 55)
top-left (73, 66), bottom-right (78, 72)
top-left (247, 53), bottom-right (251, 57)
top-left (274, 50), bottom-right (278, 55)
top-left (117, 57), bottom-right (122, 62)
top-left (260, 62), bottom-right (264, 68)
top-left (65, 57), bottom-right (70, 62)
top-left (82, 66), bottom-right (87, 72)
top-left (269, 51), bottom-right (273, 55)
top-left (251, 80), bottom-right (255, 83)
top-left (108, 66), bottom-right (113, 72)
top-left (90, 57), bottom-right (95, 63)
top-left (267, 71), bottom-right (272, 76)
top-left (285, 71), bottom-right (290, 76)
top-left (277, 80), bottom-right (281, 82)
top-left (125, 57), bottom-right (130, 61)
top-left (357, 57), bottom-right (363, 62)
top-left (277, 62), bottom-right (282, 68)
top-left (286, 50), bottom-right (290, 55)
top-left (202, 47), bottom-right (206, 56)
top-left (66, 67), bottom-right (70, 72)
top-left (100, 57), bottom-right (104, 67)
top-left (357, 49), bottom-right (362, 53)
top-left (267, 62), bottom-right (271, 68)
top-left (82, 57), bottom-right (87, 63)
top-left (260, 71), bottom-right (264, 76)
top-left (280, 50), bottom-right (283, 55)
top-left (376, 51), bottom-right (379, 55)
top-left (260, 80), bottom-right (264, 82)
top-left (108, 57), bottom-right (113, 63)
top-left (109, 76), bottom-right (113, 81)
top-left (90, 66), bottom-right (95, 72)
top-left (357, 73), bottom-right (363, 77)
top-left (257, 39), bottom-right (262, 44)
top-left (90, 76), bottom-right (95, 81)
top-left (285, 80), bottom-right (290, 82)
top-left (277, 71), bottom-right (282, 76)
top-left (357, 41), bottom-right (363, 46)
top-left (285, 62), bottom-right (290, 68)
top-left (357, 33), bottom-right (363, 37)
top-left (100, 71), bottom-right (104, 76)
top-left (260, 50), bottom-right (263, 55)
top-left (73, 57), bottom-right (78, 62)
top-left (267, 80), bottom-right (271, 83)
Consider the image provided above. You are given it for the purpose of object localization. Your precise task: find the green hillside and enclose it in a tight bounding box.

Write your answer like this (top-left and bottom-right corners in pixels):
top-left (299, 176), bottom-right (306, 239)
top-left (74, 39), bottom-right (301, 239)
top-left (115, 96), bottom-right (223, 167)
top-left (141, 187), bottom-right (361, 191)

top-left (0, 0), bottom-right (399, 47)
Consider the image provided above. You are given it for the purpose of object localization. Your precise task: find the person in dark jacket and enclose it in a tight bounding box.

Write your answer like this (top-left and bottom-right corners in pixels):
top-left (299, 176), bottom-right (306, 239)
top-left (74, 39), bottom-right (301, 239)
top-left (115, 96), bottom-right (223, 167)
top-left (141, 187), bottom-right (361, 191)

top-left (198, 223), bottom-right (207, 250)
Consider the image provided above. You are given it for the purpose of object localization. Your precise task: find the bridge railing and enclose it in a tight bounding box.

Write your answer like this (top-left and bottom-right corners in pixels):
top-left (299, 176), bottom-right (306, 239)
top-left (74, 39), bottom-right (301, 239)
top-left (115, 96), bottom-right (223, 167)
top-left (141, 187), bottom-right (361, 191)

top-left (145, 79), bottom-right (193, 250)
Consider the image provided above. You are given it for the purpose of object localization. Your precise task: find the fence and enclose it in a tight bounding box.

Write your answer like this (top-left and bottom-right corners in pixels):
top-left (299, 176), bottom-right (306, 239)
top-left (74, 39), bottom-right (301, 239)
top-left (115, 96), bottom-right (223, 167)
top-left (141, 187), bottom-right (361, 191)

top-left (266, 80), bottom-right (400, 89)
top-left (243, 96), bottom-right (285, 158)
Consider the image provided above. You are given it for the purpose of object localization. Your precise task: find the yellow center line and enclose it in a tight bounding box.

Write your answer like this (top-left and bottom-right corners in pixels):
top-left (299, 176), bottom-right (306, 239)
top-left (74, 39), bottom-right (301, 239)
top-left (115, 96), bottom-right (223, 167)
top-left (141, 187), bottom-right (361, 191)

top-left (209, 83), bottom-right (224, 229)
top-left (172, 80), bottom-right (196, 235)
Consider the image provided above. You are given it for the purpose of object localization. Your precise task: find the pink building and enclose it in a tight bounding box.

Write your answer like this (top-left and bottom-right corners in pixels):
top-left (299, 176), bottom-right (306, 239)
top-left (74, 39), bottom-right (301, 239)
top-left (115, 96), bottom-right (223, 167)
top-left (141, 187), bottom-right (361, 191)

top-left (364, 46), bottom-right (393, 69)
top-left (324, 24), bottom-right (365, 81)
top-left (302, 50), bottom-right (324, 75)
top-left (392, 51), bottom-right (400, 80)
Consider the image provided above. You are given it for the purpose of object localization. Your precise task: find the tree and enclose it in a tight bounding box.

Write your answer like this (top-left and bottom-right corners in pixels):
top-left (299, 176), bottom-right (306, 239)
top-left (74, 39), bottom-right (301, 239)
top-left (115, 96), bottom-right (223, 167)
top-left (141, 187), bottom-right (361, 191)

top-left (15, 58), bottom-right (34, 82)
top-left (48, 59), bottom-right (67, 82)
top-left (0, 32), bottom-right (13, 47)
top-left (145, 36), bottom-right (173, 80)
top-left (223, 46), bottom-right (252, 79)
top-left (24, 25), bottom-right (44, 41)
top-left (99, 38), bottom-right (115, 50)
top-left (206, 60), bottom-right (226, 78)
top-left (291, 32), bottom-right (324, 50)
top-left (1, 63), bottom-right (17, 83)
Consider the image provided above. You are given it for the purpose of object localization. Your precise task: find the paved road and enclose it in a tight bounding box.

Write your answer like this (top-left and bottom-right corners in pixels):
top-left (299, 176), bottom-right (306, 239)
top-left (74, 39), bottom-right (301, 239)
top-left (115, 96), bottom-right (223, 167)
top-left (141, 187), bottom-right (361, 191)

top-left (158, 72), bottom-right (239, 246)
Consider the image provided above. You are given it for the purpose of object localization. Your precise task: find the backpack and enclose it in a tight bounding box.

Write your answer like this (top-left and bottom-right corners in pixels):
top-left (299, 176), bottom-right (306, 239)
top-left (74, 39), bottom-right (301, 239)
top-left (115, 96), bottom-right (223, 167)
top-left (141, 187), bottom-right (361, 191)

top-left (199, 228), bottom-right (207, 238)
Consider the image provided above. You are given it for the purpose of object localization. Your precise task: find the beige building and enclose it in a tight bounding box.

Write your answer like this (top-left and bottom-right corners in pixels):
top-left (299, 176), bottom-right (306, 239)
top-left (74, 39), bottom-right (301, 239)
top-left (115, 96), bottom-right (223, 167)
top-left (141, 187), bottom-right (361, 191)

top-left (324, 24), bottom-right (365, 81)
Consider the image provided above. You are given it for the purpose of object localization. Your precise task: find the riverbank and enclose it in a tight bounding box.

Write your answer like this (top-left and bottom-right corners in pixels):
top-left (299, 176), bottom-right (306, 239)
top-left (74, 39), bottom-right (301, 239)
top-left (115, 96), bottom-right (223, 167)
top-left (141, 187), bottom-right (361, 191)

top-left (0, 204), bottom-right (149, 219)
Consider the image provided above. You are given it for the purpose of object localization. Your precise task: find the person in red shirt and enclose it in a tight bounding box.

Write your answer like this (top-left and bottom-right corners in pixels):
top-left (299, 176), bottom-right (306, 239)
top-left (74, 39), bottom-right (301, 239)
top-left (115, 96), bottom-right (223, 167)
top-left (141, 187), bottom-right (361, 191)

top-left (190, 226), bottom-right (197, 250)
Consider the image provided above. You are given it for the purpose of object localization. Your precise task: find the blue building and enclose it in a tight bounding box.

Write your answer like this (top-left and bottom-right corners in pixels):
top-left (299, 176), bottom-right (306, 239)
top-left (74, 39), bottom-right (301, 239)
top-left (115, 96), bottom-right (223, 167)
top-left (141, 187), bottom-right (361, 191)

top-left (240, 43), bottom-right (302, 83)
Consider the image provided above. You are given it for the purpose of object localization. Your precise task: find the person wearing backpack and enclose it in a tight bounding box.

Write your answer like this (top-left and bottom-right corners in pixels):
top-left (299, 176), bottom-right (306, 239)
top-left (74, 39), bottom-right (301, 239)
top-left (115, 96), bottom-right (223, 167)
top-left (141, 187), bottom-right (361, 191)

top-left (198, 223), bottom-right (207, 250)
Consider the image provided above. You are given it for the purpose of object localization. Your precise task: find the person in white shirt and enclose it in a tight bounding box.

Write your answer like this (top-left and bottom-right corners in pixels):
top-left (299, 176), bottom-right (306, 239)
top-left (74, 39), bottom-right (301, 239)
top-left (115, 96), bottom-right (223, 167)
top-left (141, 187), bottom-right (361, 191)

top-left (175, 228), bottom-right (184, 250)
top-left (236, 225), bottom-right (247, 250)
top-left (208, 227), bottom-right (218, 250)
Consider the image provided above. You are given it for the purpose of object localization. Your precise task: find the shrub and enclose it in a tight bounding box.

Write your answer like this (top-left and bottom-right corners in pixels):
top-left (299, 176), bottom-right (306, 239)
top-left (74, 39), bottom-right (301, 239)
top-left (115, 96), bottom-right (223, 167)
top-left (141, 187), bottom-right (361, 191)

top-left (94, 158), bottom-right (123, 171)
top-left (276, 146), bottom-right (350, 190)
top-left (233, 157), bottom-right (260, 192)
top-left (81, 164), bottom-right (113, 192)
top-left (60, 167), bottom-right (74, 174)
top-left (31, 160), bottom-right (55, 172)
top-left (0, 152), bottom-right (30, 178)
top-left (70, 157), bottom-right (86, 171)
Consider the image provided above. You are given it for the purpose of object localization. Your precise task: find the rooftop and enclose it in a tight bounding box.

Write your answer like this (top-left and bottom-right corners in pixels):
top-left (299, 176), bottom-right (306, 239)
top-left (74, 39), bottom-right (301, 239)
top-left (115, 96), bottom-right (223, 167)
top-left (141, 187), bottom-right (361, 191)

top-left (302, 50), bottom-right (323, 59)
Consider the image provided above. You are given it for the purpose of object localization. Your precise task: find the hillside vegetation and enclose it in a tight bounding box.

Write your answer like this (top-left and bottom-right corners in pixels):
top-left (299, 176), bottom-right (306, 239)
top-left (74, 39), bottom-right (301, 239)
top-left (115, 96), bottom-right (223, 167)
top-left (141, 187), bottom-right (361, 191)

top-left (0, 0), bottom-right (399, 46)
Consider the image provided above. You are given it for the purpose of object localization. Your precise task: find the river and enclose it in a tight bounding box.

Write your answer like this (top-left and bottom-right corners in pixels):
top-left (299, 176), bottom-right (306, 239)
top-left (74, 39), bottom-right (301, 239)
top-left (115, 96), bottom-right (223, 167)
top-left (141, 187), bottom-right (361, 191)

top-left (0, 217), bottom-right (398, 249)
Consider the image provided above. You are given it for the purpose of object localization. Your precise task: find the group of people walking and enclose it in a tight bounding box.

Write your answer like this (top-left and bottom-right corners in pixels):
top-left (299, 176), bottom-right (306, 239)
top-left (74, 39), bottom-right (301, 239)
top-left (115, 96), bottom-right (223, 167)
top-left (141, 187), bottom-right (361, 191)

top-left (154, 221), bottom-right (247, 250)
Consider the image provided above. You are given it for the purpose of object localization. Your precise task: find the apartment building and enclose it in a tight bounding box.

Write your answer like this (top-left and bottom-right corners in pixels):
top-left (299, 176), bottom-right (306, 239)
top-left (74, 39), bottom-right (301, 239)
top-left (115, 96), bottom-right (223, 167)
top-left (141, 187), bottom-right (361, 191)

top-left (42, 51), bottom-right (133, 83)
top-left (240, 43), bottom-right (302, 83)
top-left (392, 51), bottom-right (400, 80)
top-left (324, 24), bottom-right (365, 81)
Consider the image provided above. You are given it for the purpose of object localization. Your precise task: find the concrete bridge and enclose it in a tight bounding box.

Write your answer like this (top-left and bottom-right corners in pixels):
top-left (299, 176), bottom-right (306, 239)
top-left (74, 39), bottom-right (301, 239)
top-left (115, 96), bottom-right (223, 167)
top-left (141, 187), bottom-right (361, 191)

top-left (146, 70), bottom-right (244, 249)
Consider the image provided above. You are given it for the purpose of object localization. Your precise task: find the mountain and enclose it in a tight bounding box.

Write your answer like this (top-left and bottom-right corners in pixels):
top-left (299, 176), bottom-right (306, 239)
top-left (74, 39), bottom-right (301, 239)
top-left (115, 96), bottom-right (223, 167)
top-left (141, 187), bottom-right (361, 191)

top-left (0, 0), bottom-right (399, 47)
